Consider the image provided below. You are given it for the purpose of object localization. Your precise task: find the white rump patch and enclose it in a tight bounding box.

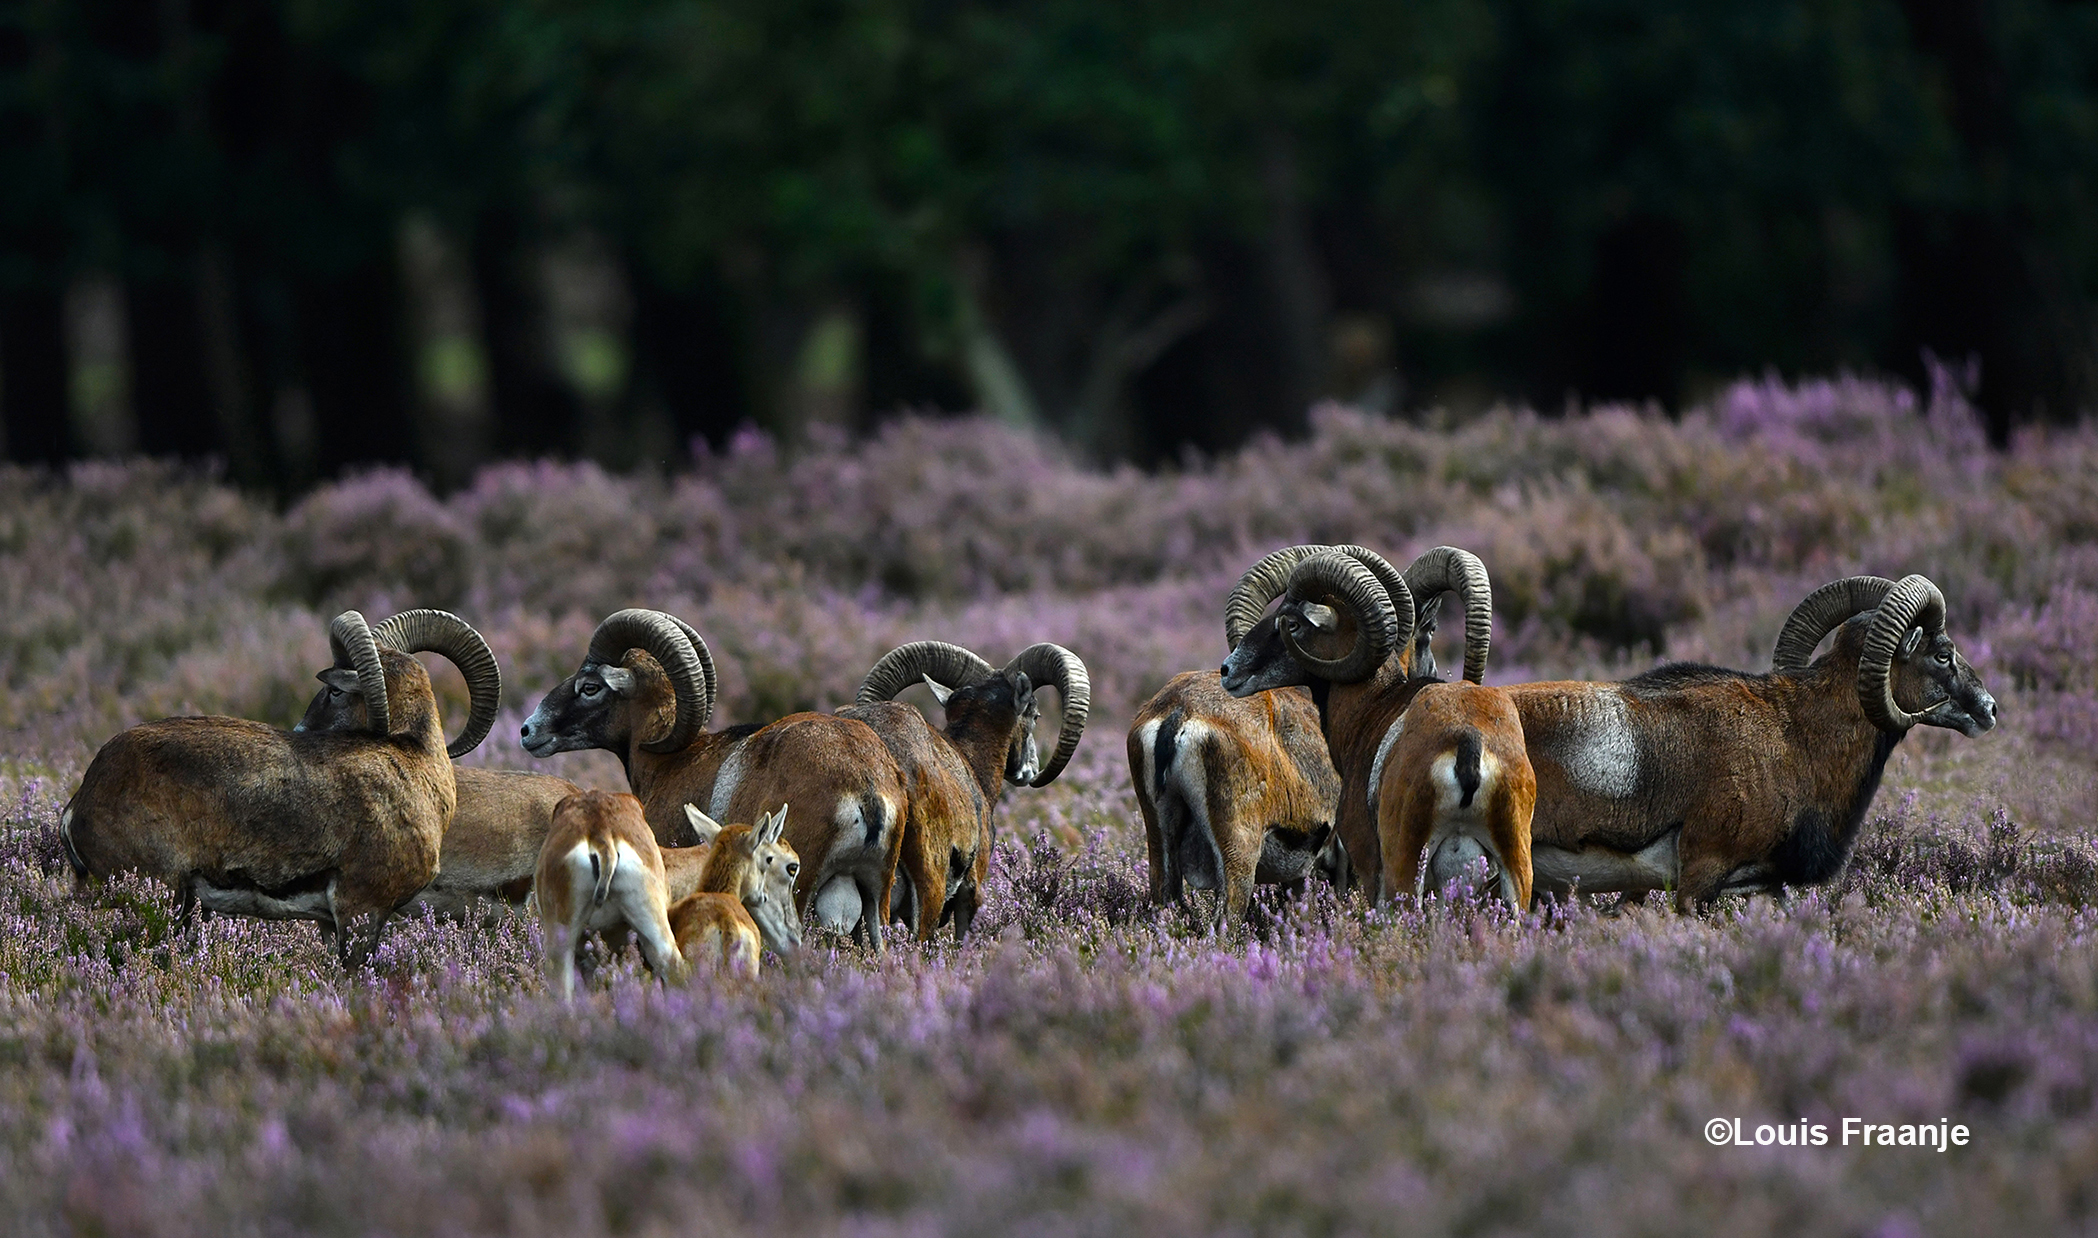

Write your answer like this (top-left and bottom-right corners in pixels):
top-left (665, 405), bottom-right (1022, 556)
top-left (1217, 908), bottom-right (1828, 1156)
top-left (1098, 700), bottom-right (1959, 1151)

top-left (1132, 720), bottom-right (1161, 801)
top-left (1556, 690), bottom-right (1640, 799)
top-left (1366, 715), bottom-right (1405, 812)
top-left (1170, 719), bottom-right (1214, 798)
top-left (835, 793), bottom-right (895, 853)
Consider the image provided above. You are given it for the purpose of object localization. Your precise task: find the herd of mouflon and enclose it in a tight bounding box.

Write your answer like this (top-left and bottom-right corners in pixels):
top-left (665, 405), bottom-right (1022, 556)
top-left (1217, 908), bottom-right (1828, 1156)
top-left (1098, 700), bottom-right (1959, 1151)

top-left (58, 542), bottom-right (1993, 995)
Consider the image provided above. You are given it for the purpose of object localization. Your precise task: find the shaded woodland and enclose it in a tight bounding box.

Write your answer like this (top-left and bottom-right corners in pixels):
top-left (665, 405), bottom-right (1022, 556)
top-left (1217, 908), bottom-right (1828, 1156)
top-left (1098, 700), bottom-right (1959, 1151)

top-left (2, 0), bottom-right (2094, 489)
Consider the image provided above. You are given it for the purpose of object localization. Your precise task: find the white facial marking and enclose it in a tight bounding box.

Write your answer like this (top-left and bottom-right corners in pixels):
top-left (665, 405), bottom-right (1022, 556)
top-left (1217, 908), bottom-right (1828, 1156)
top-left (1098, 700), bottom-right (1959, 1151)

top-left (1556, 690), bottom-right (1640, 799)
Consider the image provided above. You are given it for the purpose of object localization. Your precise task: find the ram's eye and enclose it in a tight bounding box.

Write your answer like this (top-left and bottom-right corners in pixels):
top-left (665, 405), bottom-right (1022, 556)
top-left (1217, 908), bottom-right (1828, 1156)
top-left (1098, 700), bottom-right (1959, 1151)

top-left (579, 681), bottom-right (602, 698)
top-left (329, 687), bottom-right (345, 699)
top-left (1937, 651), bottom-right (1952, 666)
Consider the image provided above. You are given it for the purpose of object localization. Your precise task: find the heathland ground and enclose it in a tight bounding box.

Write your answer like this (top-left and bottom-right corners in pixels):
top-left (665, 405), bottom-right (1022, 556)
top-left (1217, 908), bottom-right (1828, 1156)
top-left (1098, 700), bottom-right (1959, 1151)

top-left (2, 375), bottom-right (2095, 1234)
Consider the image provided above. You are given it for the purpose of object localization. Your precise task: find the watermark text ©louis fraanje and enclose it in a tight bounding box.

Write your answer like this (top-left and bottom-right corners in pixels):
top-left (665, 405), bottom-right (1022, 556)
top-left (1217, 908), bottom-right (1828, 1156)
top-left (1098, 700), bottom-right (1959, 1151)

top-left (1704, 1118), bottom-right (1970, 1150)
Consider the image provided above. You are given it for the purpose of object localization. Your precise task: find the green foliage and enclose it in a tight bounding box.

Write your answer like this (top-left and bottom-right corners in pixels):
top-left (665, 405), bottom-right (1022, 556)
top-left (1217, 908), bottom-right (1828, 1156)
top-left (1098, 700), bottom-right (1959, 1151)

top-left (3, 0), bottom-right (2096, 473)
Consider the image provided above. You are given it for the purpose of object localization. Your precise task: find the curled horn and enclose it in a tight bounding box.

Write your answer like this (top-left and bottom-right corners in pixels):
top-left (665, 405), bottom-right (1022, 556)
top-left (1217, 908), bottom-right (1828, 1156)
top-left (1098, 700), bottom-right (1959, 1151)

top-left (661, 613), bottom-right (719, 730)
top-left (1225, 545), bottom-right (1327, 650)
top-left (587, 609), bottom-right (710, 753)
top-left (856, 641), bottom-right (996, 704)
top-left (1403, 546), bottom-right (1494, 683)
top-left (1224, 544), bottom-right (1409, 650)
top-left (1282, 552), bottom-right (1406, 683)
top-left (372, 609), bottom-right (503, 758)
top-left (1858, 574), bottom-right (1948, 733)
top-left (328, 611), bottom-right (391, 738)
top-left (1329, 545), bottom-right (1409, 622)
top-left (1003, 643), bottom-right (1092, 786)
top-left (1771, 576), bottom-right (1894, 672)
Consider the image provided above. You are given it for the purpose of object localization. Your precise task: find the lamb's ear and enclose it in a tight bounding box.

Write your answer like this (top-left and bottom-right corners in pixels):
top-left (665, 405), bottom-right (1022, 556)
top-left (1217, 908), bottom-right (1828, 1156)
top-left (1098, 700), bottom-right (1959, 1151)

top-left (683, 803), bottom-right (726, 846)
top-left (765, 803), bottom-right (790, 844)
top-left (922, 674), bottom-right (954, 706)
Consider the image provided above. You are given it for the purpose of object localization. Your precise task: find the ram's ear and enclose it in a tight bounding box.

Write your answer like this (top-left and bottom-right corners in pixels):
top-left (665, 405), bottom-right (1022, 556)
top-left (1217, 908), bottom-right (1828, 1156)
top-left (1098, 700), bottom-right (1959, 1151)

top-left (922, 674), bottom-right (955, 706)
top-left (683, 803), bottom-right (726, 846)
top-left (1900, 626), bottom-right (1925, 659)
top-left (600, 665), bottom-right (636, 694)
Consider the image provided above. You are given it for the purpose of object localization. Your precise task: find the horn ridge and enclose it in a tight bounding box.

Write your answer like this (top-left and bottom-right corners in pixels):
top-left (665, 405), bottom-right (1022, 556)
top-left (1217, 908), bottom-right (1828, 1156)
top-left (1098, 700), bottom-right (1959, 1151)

top-left (1858, 574), bottom-right (1947, 733)
top-left (328, 611), bottom-right (391, 738)
top-left (1002, 642), bottom-right (1091, 786)
top-left (1402, 546), bottom-right (1493, 683)
top-left (588, 609), bottom-right (711, 753)
top-left (1281, 551), bottom-right (1400, 683)
top-left (372, 609), bottom-right (503, 758)
top-left (856, 641), bottom-right (996, 704)
top-left (1771, 576), bottom-right (1894, 672)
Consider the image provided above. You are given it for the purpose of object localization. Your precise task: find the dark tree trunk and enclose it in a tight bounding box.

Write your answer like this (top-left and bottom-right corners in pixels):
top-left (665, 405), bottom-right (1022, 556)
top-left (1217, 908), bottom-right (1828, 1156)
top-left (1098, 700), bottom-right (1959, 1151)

top-left (0, 284), bottom-right (69, 464)
top-left (1580, 214), bottom-right (1689, 406)
top-left (1259, 127), bottom-right (1329, 436)
top-left (473, 207), bottom-right (577, 458)
top-left (127, 276), bottom-right (222, 458)
top-left (626, 260), bottom-right (751, 452)
top-left (297, 257), bottom-right (414, 474)
top-left (1894, 0), bottom-right (2097, 438)
top-left (1131, 239), bottom-right (1285, 464)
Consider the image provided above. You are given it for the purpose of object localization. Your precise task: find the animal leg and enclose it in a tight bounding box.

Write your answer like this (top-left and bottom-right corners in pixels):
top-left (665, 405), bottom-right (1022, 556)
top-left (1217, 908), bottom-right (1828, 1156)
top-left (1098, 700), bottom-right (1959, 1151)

top-left (902, 848), bottom-right (948, 943)
top-left (948, 885), bottom-right (980, 941)
top-left (631, 908), bottom-right (687, 986)
top-left (543, 921), bottom-right (580, 1001)
top-left (1219, 844), bottom-right (1258, 935)
top-left (1381, 784), bottom-right (1436, 906)
top-left (1675, 852), bottom-right (1739, 912)
top-left (336, 908), bottom-right (391, 969)
top-left (853, 872), bottom-right (886, 957)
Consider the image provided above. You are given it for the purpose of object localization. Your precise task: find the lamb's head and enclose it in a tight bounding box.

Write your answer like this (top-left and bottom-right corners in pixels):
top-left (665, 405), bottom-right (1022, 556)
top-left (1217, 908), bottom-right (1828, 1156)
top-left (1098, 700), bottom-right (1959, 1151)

top-left (684, 802), bottom-right (803, 957)
top-left (856, 640), bottom-right (1092, 787)
top-left (1771, 574), bottom-right (1998, 738)
top-left (295, 609), bottom-right (501, 756)
top-left (521, 609), bottom-right (714, 758)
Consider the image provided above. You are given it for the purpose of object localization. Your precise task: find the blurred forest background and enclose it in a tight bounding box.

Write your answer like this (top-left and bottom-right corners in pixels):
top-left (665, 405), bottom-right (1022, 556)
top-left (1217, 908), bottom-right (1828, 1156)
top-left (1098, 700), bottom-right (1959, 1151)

top-left (1, 0), bottom-right (2095, 493)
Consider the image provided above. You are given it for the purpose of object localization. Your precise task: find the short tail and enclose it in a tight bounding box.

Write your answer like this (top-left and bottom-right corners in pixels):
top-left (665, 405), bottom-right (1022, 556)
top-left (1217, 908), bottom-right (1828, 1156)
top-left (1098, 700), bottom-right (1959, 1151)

top-left (1151, 711), bottom-right (1182, 804)
top-left (1452, 729), bottom-right (1482, 809)
top-left (59, 803), bottom-right (88, 881)
top-left (588, 831), bottom-right (618, 907)
top-left (856, 791), bottom-right (890, 848)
